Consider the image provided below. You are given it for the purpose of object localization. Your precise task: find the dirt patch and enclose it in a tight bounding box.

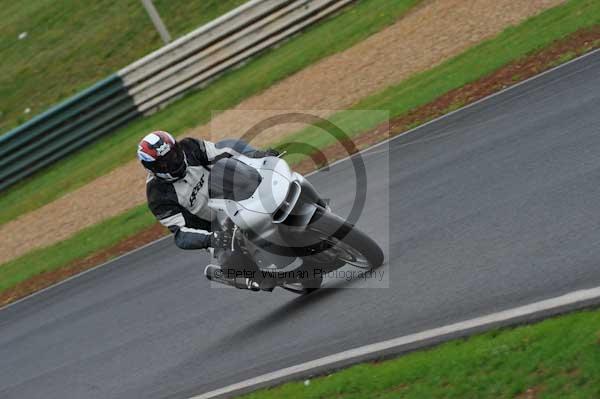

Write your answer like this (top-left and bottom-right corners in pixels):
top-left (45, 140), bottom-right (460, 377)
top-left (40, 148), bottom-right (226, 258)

top-left (1, 28), bottom-right (597, 306)
top-left (188, 0), bottom-right (566, 146)
top-left (516, 384), bottom-right (545, 399)
top-left (294, 27), bottom-right (600, 173)
top-left (0, 0), bottom-right (564, 265)
top-left (563, 367), bottom-right (581, 377)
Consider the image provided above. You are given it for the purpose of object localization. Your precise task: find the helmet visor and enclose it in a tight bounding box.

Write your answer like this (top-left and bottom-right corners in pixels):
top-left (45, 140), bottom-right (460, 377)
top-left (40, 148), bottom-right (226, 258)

top-left (145, 145), bottom-right (186, 177)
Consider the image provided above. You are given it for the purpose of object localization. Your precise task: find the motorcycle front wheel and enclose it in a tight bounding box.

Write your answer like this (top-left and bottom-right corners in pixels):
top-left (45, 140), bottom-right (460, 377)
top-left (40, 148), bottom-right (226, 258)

top-left (307, 208), bottom-right (384, 270)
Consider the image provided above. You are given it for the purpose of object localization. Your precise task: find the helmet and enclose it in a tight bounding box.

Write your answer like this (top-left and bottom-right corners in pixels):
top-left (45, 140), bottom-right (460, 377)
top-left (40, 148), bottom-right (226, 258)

top-left (137, 131), bottom-right (187, 181)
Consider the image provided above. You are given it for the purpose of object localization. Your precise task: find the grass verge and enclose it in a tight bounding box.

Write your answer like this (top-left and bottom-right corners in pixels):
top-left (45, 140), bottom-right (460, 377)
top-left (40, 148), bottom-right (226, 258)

top-left (0, 0), bottom-right (246, 133)
top-left (0, 206), bottom-right (155, 298)
top-left (0, 0), bottom-right (421, 226)
top-left (1, 0), bottom-right (599, 304)
top-left (277, 0), bottom-right (600, 164)
top-left (240, 308), bottom-right (600, 398)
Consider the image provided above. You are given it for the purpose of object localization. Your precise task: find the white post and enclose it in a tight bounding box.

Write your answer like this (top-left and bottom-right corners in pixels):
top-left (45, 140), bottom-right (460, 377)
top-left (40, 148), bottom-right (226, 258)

top-left (141, 0), bottom-right (172, 44)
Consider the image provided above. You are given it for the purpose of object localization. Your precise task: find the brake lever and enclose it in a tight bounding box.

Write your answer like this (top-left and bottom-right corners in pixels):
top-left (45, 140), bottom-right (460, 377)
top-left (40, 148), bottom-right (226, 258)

top-left (231, 225), bottom-right (238, 252)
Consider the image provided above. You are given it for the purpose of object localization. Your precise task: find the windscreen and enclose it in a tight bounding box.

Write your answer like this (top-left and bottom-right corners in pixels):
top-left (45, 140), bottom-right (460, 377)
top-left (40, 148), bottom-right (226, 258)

top-left (209, 158), bottom-right (262, 201)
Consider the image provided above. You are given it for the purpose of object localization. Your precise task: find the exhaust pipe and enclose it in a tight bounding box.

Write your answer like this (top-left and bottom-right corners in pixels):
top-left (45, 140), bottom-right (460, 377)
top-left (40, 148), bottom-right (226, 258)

top-left (204, 265), bottom-right (260, 291)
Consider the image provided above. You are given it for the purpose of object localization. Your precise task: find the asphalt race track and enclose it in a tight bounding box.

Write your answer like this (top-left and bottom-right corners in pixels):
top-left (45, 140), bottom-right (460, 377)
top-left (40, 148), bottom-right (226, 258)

top-left (1, 52), bottom-right (599, 399)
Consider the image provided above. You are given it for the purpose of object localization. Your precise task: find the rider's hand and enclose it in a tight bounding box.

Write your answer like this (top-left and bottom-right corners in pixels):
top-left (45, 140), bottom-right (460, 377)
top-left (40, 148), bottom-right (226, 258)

top-left (211, 230), bottom-right (232, 250)
top-left (263, 148), bottom-right (280, 157)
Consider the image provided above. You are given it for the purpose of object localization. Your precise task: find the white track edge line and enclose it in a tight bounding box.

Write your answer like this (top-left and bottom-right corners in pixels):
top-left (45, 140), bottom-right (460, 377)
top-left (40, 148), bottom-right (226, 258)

top-left (0, 235), bottom-right (171, 312)
top-left (190, 286), bottom-right (600, 399)
top-left (312, 47), bottom-right (600, 173)
top-left (2, 49), bottom-right (598, 313)
top-left (189, 48), bottom-right (600, 399)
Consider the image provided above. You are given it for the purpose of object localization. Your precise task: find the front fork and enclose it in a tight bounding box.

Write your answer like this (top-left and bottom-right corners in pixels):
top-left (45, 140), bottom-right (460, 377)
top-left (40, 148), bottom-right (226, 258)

top-left (280, 175), bottom-right (329, 229)
top-left (296, 174), bottom-right (329, 210)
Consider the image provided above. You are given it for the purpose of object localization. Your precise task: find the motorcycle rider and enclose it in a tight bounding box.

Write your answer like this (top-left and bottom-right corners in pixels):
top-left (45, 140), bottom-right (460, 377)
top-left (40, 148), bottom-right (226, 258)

top-left (137, 131), bottom-right (277, 289)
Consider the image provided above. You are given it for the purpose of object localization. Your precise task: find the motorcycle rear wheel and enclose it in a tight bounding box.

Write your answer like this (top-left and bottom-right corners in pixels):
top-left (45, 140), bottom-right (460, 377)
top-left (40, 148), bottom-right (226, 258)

top-left (280, 278), bottom-right (322, 295)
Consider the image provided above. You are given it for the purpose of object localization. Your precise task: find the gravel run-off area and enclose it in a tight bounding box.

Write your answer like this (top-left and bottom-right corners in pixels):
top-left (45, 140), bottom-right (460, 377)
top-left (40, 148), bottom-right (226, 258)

top-left (0, 0), bottom-right (564, 265)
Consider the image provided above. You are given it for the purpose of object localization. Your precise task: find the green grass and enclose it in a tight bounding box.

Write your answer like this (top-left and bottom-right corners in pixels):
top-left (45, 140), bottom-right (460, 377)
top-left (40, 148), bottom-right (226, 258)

top-left (0, 0), bottom-right (247, 133)
top-left (0, 205), bottom-right (156, 294)
top-left (1, 0), bottom-right (599, 296)
top-left (240, 308), bottom-right (600, 398)
top-left (0, 0), bottom-right (421, 226)
top-left (277, 0), bottom-right (600, 164)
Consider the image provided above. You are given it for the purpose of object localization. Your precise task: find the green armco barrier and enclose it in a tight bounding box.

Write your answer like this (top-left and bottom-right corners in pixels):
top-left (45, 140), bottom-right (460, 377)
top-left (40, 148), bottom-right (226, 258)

top-left (0, 107), bottom-right (140, 191)
top-left (0, 74), bottom-right (138, 191)
top-left (0, 74), bottom-right (122, 146)
top-left (0, 90), bottom-right (135, 170)
top-left (0, 0), bottom-right (354, 192)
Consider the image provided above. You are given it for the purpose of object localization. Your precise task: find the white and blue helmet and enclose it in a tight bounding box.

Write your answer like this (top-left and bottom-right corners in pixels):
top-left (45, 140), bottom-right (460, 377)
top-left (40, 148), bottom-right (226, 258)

top-left (137, 131), bottom-right (187, 181)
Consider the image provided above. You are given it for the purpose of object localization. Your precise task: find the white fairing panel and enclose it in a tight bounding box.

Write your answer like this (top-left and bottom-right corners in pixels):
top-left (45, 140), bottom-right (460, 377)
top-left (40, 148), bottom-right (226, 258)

top-left (208, 155), bottom-right (295, 231)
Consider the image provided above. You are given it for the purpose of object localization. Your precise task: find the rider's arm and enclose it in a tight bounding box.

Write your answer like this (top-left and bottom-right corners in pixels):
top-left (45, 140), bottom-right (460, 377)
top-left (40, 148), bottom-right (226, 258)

top-left (203, 140), bottom-right (278, 161)
top-left (147, 178), bottom-right (213, 250)
top-left (203, 140), bottom-right (242, 161)
top-left (165, 214), bottom-right (212, 250)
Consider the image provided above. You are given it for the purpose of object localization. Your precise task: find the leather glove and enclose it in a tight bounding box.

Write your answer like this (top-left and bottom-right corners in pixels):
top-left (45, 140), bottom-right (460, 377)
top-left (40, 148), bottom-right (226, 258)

top-left (263, 148), bottom-right (280, 157)
top-left (246, 148), bottom-right (280, 158)
top-left (211, 230), bottom-right (232, 250)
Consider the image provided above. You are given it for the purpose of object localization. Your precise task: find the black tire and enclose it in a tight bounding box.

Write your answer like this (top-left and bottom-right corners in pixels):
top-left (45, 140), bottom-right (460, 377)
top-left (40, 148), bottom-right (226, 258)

top-left (280, 281), bottom-right (320, 295)
top-left (307, 208), bottom-right (384, 270)
top-left (301, 274), bottom-right (323, 293)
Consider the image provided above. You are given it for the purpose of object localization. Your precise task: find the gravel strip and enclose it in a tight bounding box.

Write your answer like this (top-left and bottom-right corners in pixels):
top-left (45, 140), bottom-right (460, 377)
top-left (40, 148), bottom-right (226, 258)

top-left (0, 0), bottom-right (563, 265)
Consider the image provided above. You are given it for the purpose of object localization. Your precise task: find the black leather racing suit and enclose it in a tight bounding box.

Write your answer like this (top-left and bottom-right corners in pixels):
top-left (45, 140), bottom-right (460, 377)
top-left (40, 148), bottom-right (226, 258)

top-left (146, 138), bottom-right (267, 250)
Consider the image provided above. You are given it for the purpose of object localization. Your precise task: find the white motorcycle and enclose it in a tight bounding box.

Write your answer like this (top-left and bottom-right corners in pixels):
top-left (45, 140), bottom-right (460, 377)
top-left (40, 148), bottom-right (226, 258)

top-left (205, 153), bottom-right (383, 294)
